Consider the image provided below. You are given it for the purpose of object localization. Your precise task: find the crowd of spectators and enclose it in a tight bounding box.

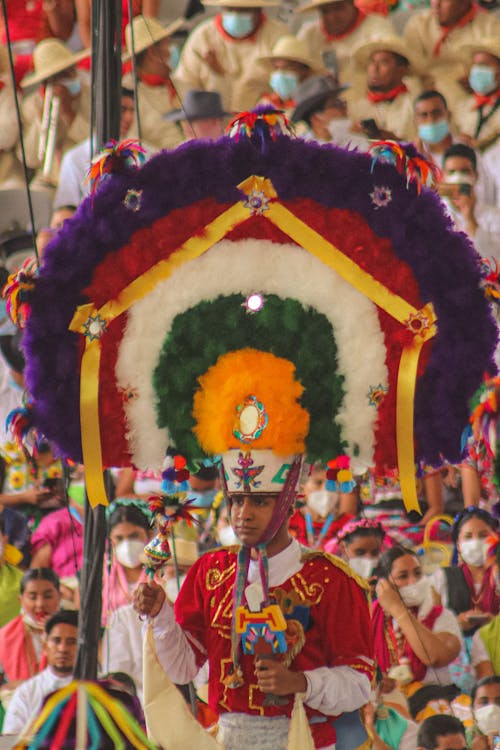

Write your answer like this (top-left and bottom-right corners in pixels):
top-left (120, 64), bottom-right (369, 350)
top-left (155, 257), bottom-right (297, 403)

top-left (0, 0), bottom-right (499, 747)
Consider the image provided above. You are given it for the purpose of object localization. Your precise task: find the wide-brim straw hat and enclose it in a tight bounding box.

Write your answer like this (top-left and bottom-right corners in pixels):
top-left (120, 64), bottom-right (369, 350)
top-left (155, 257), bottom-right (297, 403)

top-left (257, 35), bottom-right (323, 72)
top-left (291, 74), bottom-right (348, 123)
top-left (353, 36), bottom-right (419, 76)
top-left (124, 15), bottom-right (184, 58)
top-left (202, 0), bottom-right (280, 6)
top-left (296, 0), bottom-right (346, 14)
top-left (460, 38), bottom-right (500, 64)
top-left (163, 89), bottom-right (232, 121)
top-left (20, 38), bottom-right (90, 89)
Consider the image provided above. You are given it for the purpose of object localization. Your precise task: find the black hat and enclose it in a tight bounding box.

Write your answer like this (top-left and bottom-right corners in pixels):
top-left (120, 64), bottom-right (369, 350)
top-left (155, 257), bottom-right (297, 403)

top-left (291, 74), bottom-right (348, 123)
top-left (163, 90), bottom-right (232, 122)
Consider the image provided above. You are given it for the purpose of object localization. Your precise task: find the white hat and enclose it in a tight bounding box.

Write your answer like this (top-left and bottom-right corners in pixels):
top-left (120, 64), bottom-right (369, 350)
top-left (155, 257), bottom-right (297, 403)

top-left (296, 0), bottom-right (349, 14)
top-left (257, 35), bottom-right (323, 72)
top-left (353, 36), bottom-right (419, 76)
top-left (20, 38), bottom-right (89, 89)
top-left (222, 448), bottom-right (300, 495)
top-left (460, 38), bottom-right (500, 64)
top-left (124, 15), bottom-right (184, 57)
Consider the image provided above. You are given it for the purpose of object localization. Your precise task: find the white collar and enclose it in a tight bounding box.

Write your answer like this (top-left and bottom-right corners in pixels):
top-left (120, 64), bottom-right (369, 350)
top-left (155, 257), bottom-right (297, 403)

top-left (247, 538), bottom-right (303, 588)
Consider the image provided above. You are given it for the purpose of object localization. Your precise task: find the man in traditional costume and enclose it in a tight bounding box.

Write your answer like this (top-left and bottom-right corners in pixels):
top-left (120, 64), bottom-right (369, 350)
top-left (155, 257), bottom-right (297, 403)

top-left (135, 385), bottom-right (374, 749)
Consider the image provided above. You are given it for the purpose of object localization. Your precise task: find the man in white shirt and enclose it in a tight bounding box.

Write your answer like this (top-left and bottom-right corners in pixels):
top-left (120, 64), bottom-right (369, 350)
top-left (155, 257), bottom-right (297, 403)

top-left (3, 610), bottom-right (78, 735)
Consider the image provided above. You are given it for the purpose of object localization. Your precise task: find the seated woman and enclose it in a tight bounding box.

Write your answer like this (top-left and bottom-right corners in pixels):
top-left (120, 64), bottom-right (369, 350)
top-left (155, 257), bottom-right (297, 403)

top-left (325, 517), bottom-right (385, 582)
top-left (102, 500), bottom-right (151, 625)
top-left (0, 568), bottom-right (60, 689)
top-left (372, 547), bottom-right (462, 721)
top-left (430, 507), bottom-right (499, 693)
top-left (466, 676), bottom-right (500, 749)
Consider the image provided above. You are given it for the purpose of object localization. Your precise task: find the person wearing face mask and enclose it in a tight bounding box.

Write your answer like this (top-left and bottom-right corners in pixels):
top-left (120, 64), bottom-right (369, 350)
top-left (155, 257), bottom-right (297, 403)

top-left (289, 462), bottom-right (357, 549)
top-left (372, 547), bottom-right (462, 720)
top-left (102, 499), bottom-right (152, 625)
top-left (325, 518), bottom-right (385, 584)
top-left (403, 0), bottom-right (500, 112)
top-left (249, 36), bottom-right (322, 115)
top-left (174, 0), bottom-right (287, 113)
top-left (471, 613), bottom-right (500, 680)
top-left (466, 676), bottom-right (500, 749)
top-left (122, 15), bottom-right (185, 152)
top-left (438, 144), bottom-right (500, 258)
top-left (350, 37), bottom-right (419, 142)
top-left (430, 508), bottom-right (499, 634)
top-left (291, 74), bottom-right (369, 150)
top-left (0, 568), bottom-right (60, 696)
top-left (452, 41), bottom-right (500, 152)
top-left (19, 38), bottom-right (91, 189)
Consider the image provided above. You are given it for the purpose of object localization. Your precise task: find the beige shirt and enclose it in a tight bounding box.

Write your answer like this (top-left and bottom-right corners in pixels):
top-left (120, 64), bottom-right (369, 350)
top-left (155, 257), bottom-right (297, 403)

top-left (123, 76), bottom-right (183, 152)
top-left (0, 84), bottom-right (23, 188)
top-left (451, 93), bottom-right (500, 150)
top-left (174, 15), bottom-right (288, 112)
top-left (298, 13), bottom-right (395, 102)
top-left (349, 90), bottom-right (418, 141)
top-left (403, 8), bottom-right (500, 108)
top-left (21, 81), bottom-right (91, 186)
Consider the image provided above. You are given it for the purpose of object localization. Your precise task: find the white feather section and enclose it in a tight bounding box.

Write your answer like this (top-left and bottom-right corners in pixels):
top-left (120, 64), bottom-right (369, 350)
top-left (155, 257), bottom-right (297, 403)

top-left (116, 239), bottom-right (388, 471)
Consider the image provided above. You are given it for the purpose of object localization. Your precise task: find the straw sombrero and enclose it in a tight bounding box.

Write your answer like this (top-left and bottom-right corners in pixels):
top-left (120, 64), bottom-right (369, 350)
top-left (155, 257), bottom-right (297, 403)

top-left (257, 35), bottom-right (323, 72)
top-left (124, 15), bottom-right (184, 57)
top-left (202, 0), bottom-right (280, 6)
top-left (20, 38), bottom-right (89, 89)
top-left (460, 38), bottom-right (500, 64)
top-left (296, 0), bottom-right (347, 14)
top-left (353, 36), bottom-right (419, 76)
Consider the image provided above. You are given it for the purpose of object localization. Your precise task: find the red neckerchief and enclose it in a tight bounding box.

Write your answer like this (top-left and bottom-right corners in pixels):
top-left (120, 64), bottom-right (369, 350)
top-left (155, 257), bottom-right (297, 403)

top-left (214, 12), bottom-right (264, 43)
top-left (321, 9), bottom-right (366, 41)
top-left (473, 88), bottom-right (500, 109)
top-left (461, 562), bottom-right (500, 613)
top-left (433, 3), bottom-right (479, 56)
top-left (139, 72), bottom-right (176, 100)
top-left (367, 83), bottom-right (408, 104)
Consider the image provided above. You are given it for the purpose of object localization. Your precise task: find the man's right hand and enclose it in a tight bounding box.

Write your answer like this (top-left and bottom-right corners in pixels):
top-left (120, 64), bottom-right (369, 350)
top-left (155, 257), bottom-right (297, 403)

top-left (133, 581), bottom-right (166, 618)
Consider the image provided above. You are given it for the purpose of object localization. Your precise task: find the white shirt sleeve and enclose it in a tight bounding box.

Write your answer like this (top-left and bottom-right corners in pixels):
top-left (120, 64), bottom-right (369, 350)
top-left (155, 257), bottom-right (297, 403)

top-left (433, 607), bottom-right (462, 641)
top-left (400, 719), bottom-right (419, 750)
top-left (3, 681), bottom-right (32, 735)
top-left (303, 666), bottom-right (371, 715)
top-left (470, 628), bottom-right (490, 668)
top-left (145, 599), bottom-right (204, 685)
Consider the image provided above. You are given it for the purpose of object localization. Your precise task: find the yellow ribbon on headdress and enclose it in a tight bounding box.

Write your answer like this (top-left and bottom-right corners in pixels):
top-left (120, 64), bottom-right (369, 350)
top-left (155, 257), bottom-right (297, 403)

top-left (70, 175), bottom-right (436, 512)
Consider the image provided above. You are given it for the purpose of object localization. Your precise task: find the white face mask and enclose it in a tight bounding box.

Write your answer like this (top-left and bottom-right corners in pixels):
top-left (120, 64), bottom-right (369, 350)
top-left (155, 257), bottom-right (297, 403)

top-left (165, 573), bottom-right (187, 603)
top-left (460, 538), bottom-right (488, 567)
top-left (399, 576), bottom-right (430, 608)
top-left (114, 539), bottom-right (144, 569)
top-left (218, 525), bottom-right (238, 546)
top-left (307, 489), bottom-right (337, 517)
top-left (474, 703), bottom-right (500, 734)
top-left (327, 117), bottom-right (352, 144)
top-left (349, 555), bottom-right (379, 579)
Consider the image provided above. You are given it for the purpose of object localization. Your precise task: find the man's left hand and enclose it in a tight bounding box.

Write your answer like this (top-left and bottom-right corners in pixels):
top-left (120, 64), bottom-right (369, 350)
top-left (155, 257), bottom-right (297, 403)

top-left (255, 658), bottom-right (307, 695)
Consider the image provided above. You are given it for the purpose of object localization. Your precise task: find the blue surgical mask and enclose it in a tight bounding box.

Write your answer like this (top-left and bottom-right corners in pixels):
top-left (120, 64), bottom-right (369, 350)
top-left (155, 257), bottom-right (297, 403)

top-left (169, 45), bottom-right (180, 71)
top-left (221, 12), bottom-right (255, 39)
top-left (269, 70), bottom-right (299, 100)
top-left (61, 77), bottom-right (81, 97)
top-left (418, 118), bottom-right (449, 145)
top-left (189, 488), bottom-right (217, 508)
top-left (468, 65), bottom-right (497, 95)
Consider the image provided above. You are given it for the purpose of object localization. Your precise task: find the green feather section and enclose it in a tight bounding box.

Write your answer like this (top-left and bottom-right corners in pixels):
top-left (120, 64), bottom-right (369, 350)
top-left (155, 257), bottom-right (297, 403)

top-left (153, 295), bottom-right (346, 462)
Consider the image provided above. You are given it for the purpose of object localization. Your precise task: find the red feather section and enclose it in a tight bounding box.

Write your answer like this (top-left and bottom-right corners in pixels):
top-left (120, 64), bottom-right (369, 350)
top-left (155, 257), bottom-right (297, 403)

top-left (79, 196), bottom-right (425, 468)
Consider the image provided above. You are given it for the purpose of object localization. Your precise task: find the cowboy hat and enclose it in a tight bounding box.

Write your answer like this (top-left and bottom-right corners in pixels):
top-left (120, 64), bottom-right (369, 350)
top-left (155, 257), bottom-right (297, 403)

top-left (163, 90), bottom-right (232, 121)
top-left (20, 38), bottom-right (89, 89)
top-left (353, 36), bottom-right (419, 76)
top-left (124, 15), bottom-right (184, 57)
top-left (296, 0), bottom-right (350, 14)
top-left (291, 74), bottom-right (348, 123)
top-left (257, 35), bottom-right (323, 72)
top-left (460, 38), bottom-right (500, 64)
